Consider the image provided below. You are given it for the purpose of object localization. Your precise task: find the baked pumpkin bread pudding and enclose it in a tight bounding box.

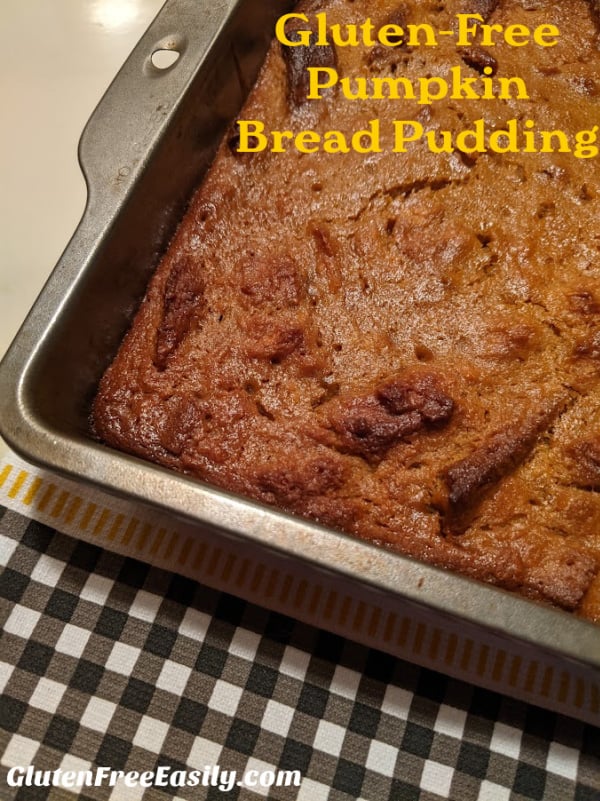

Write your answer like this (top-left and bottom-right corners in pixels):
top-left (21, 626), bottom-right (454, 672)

top-left (93, 0), bottom-right (600, 622)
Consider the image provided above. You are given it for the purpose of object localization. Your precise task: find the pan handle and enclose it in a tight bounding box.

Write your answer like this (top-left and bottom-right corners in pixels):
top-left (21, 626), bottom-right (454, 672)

top-left (78, 0), bottom-right (234, 216)
top-left (0, 0), bottom-right (241, 427)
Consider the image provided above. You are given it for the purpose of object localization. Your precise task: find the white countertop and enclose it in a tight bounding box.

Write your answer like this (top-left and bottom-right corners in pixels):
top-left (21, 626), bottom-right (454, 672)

top-left (0, 0), bottom-right (165, 361)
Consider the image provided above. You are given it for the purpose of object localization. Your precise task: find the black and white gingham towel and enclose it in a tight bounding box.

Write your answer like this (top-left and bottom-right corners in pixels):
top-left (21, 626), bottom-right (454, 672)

top-left (1, 507), bottom-right (598, 800)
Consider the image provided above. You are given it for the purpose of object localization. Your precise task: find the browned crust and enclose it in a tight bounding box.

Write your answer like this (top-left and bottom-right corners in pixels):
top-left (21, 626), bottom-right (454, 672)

top-left (93, 0), bottom-right (600, 621)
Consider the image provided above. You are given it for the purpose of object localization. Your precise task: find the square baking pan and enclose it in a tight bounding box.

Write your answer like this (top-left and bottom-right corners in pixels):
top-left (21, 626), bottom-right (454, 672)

top-left (0, 0), bottom-right (598, 670)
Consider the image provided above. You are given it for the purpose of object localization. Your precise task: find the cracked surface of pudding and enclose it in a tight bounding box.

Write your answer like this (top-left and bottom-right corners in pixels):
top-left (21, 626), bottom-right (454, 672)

top-left (93, 0), bottom-right (600, 621)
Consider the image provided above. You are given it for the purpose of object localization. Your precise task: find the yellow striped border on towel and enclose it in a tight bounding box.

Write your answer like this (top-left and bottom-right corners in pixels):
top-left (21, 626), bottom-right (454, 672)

top-left (1, 452), bottom-right (598, 726)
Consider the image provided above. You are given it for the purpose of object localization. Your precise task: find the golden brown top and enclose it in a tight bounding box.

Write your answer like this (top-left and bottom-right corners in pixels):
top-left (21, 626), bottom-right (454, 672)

top-left (94, 0), bottom-right (600, 620)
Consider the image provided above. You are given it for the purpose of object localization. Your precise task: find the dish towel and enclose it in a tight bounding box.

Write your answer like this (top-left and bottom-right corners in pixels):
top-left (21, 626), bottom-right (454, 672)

top-left (1, 447), bottom-right (599, 800)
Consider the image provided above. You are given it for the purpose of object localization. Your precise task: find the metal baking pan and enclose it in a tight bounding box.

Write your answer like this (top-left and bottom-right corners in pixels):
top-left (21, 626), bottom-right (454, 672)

top-left (0, 0), bottom-right (598, 669)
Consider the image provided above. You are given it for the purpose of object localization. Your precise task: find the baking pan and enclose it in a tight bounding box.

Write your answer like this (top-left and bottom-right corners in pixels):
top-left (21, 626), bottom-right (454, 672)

top-left (0, 0), bottom-right (598, 669)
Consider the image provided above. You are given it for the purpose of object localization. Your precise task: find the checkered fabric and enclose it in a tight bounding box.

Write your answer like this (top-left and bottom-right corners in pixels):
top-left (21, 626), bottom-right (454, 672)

top-left (1, 506), bottom-right (598, 801)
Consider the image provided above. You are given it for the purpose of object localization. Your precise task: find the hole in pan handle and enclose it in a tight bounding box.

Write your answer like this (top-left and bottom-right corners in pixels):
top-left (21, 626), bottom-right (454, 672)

top-left (151, 47), bottom-right (181, 70)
